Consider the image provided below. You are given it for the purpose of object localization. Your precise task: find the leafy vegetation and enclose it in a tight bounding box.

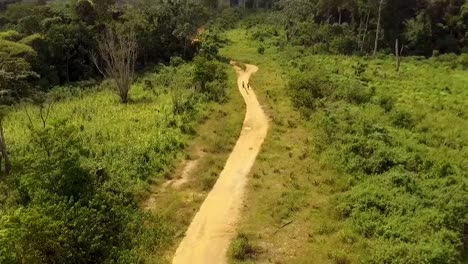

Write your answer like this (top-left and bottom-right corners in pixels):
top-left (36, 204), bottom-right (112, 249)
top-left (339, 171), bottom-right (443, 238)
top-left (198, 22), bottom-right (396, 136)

top-left (222, 13), bottom-right (467, 264)
top-left (0, 0), bottom-right (207, 90)
top-left (229, 233), bottom-right (256, 262)
top-left (0, 53), bottom-right (233, 262)
top-left (1, 0), bottom-right (467, 262)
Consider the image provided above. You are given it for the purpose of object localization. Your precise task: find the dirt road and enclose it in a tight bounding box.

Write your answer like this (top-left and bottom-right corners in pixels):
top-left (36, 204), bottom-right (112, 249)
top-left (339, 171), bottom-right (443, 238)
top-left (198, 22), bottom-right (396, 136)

top-left (172, 63), bottom-right (268, 264)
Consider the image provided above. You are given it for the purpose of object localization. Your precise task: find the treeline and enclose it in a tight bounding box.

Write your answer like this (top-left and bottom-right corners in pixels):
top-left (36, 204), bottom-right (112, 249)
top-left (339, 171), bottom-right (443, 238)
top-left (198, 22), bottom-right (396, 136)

top-left (0, 0), bottom-right (207, 95)
top-left (240, 0), bottom-right (467, 56)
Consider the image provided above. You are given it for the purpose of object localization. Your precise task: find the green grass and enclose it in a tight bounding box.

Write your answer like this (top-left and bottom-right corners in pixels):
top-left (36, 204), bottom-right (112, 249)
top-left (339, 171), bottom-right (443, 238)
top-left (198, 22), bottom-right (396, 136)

top-left (222, 25), bottom-right (468, 264)
top-left (141, 63), bottom-right (246, 262)
top-left (6, 65), bottom-right (194, 197)
top-left (1, 60), bottom-right (246, 263)
top-left (222, 28), bottom-right (353, 264)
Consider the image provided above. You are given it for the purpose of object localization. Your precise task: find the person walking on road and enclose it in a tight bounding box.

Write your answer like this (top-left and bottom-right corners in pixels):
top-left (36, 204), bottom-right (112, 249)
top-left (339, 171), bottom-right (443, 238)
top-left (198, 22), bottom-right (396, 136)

top-left (242, 81), bottom-right (248, 94)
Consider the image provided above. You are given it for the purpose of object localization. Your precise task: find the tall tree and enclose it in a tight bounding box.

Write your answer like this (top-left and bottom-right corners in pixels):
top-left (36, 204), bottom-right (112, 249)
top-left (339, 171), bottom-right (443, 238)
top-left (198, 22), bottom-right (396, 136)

top-left (373, 0), bottom-right (384, 56)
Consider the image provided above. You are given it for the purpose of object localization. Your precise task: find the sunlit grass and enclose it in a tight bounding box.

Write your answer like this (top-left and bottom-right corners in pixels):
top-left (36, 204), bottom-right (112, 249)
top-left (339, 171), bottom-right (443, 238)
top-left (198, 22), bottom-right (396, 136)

top-left (223, 26), bottom-right (468, 264)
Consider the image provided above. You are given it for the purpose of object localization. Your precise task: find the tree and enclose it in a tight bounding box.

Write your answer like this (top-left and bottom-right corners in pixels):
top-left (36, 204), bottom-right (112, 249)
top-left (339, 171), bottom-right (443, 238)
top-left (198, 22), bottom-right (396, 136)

top-left (193, 55), bottom-right (217, 90)
top-left (46, 23), bottom-right (96, 83)
top-left (0, 56), bottom-right (37, 175)
top-left (93, 28), bottom-right (137, 103)
top-left (404, 12), bottom-right (432, 56)
top-left (92, 0), bottom-right (116, 21)
top-left (75, 0), bottom-right (97, 24)
top-left (373, 0), bottom-right (384, 56)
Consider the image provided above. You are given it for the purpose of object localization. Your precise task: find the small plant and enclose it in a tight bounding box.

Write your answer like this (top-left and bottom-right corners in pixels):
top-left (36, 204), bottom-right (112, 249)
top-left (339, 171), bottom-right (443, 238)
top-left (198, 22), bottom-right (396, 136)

top-left (377, 95), bottom-right (395, 112)
top-left (229, 233), bottom-right (255, 261)
top-left (257, 46), bottom-right (265, 54)
top-left (318, 223), bottom-right (337, 235)
top-left (353, 61), bottom-right (368, 78)
top-left (390, 110), bottom-right (415, 129)
top-left (328, 250), bottom-right (351, 264)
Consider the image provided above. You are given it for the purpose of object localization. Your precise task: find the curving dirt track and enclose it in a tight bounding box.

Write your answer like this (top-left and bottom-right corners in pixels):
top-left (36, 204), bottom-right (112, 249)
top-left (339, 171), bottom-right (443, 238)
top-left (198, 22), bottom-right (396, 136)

top-left (172, 63), bottom-right (268, 264)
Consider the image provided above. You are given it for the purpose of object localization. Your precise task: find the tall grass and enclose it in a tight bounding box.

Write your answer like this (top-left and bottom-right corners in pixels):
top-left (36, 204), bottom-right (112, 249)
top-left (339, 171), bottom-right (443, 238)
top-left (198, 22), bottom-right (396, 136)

top-left (222, 22), bottom-right (467, 264)
top-left (0, 61), bottom-right (233, 263)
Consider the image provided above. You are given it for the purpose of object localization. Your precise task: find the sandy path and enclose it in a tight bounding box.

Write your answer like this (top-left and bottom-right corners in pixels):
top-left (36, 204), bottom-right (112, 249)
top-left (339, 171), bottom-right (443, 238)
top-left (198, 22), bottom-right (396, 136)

top-left (172, 63), bottom-right (268, 264)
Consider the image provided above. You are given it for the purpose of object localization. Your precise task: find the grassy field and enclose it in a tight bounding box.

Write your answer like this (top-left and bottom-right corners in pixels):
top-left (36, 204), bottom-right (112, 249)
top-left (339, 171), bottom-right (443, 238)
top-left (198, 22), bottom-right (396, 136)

top-left (143, 65), bottom-right (246, 262)
top-left (1, 61), bottom-right (245, 263)
top-left (221, 27), bottom-right (353, 264)
top-left (221, 26), bottom-right (468, 264)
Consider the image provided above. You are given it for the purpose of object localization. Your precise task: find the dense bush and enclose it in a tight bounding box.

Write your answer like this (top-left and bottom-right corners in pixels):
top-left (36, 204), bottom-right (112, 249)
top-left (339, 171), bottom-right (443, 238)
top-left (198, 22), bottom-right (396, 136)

top-left (192, 55), bottom-right (228, 102)
top-left (0, 120), bottom-right (173, 263)
top-left (0, 61), bottom-right (212, 262)
top-left (229, 233), bottom-right (256, 261)
top-left (284, 53), bottom-right (467, 262)
top-left (288, 71), bottom-right (332, 114)
top-left (257, 45), bottom-right (265, 54)
top-left (0, 0), bottom-right (207, 91)
top-left (204, 8), bottom-right (243, 31)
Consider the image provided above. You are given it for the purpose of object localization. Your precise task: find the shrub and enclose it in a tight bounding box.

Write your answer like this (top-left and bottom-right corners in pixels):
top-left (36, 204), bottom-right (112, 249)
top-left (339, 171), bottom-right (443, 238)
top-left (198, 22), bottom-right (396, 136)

top-left (457, 53), bottom-right (468, 70)
top-left (337, 83), bottom-right (373, 104)
top-left (0, 30), bottom-right (22, 41)
top-left (288, 71), bottom-right (332, 113)
top-left (171, 89), bottom-right (198, 116)
top-left (229, 233), bottom-right (255, 261)
top-left (433, 53), bottom-right (459, 69)
top-left (353, 61), bottom-right (368, 78)
top-left (204, 80), bottom-right (228, 103)
top-left (390, 110), bottom-right (415, 129)
top-left (2, 120), bottom-right (169, 263)
top-left (257, 45), bottom-right (265, 54)
top-left (170, 56), bottom-right (184, 67)
top-left (330, 35), bottom-right (356, 55)
top-left (192, 56), bottom-right (228, 102)
top-left (377, 95), bottom-right (395, 112)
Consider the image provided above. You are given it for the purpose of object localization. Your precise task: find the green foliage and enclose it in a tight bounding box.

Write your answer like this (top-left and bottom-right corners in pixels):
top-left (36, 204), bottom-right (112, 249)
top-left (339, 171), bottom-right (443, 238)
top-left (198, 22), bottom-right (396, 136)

top-left (404, 12), bottom-right (433, 56)
top-left (204, 8), bottom-right (243, 31)
top-left (192, 55), bottom-right (228, 102)
top-left (272, 0), bottom-right (467, 55)
top-left (229, 233), bottom-right (255, 261)
top-left (0, 30), bottom-right (22, 41)
top-left (0, 38), bottom-right (35, 58)
top-left (0, 0), bottom-right (208, 89)
top-left (257, 45), bottom-right (264, 54)
top-left (282, 51), bottom-right (467, 262)
top-left (0, 119), bottom-right (175, 263)
top-left (288, 71), bottom-right (332, 114)
top-left (220, 21), bottom-right (467, 264)
top-left (170, 56), bottom-right (185, 67)
top-left (0, 61), bottom-right (212, 263)
top-left (0, 55), bottom-right (37, 99)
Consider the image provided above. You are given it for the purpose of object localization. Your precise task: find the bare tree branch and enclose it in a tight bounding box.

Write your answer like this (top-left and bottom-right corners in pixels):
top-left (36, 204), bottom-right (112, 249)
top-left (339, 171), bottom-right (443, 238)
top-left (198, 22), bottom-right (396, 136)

top-left (94, 28), bottom-right (138, 103)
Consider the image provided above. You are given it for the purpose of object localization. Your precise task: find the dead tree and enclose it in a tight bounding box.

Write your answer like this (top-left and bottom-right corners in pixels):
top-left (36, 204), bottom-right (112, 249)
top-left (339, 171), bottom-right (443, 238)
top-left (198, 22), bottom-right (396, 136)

top-left (360, 10), bottom-right (370, 52)
top-left (395, 39), bottom-right (403, 72)
top-left (373, 0), bottom-right (384, 57)
top-left (93, 29), bottom-right (137, 104)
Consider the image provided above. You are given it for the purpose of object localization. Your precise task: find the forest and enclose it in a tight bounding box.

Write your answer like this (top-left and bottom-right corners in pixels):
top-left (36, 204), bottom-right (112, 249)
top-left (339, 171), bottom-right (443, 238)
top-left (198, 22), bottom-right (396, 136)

top-left (0, 0), bottom-right (466, 263)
